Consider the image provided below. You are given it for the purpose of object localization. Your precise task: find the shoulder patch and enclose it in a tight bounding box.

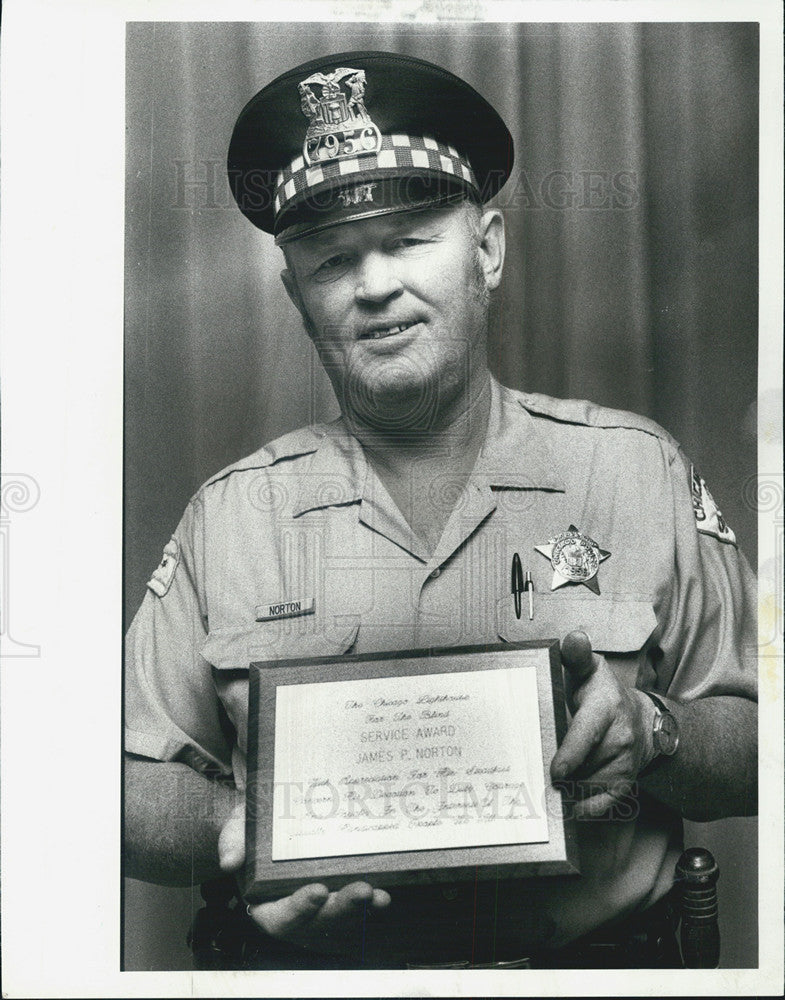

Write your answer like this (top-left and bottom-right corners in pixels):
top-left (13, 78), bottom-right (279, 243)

top-left (690, 465), bottom-right (737, 546)
top-left (146, 537), bottom-right (180, 597)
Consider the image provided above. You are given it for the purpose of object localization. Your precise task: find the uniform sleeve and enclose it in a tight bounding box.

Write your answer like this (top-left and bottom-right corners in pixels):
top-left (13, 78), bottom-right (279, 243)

top-left (124, 495), bottom-right (234, 777)
top-left (656, 445), bottom-right (757, 702)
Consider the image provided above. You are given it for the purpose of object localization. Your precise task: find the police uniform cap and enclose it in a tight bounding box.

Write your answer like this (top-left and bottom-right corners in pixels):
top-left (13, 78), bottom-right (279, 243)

top-left (227, 50), bottom-right (514, 243)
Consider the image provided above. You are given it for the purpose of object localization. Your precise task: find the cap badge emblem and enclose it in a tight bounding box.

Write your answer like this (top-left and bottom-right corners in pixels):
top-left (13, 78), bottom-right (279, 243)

top-left (298, 67), bottom-right (382, 165)
top-left (535, 525), bottom-right (611, 595)
top-left (336, 182), bottom-right (377, 207)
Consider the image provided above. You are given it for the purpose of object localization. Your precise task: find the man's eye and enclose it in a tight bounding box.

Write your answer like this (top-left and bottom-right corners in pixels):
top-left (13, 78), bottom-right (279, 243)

top-left (314, 253), bottom-right (351, 274)
top-left (391, 237), bottom-right (427, 249)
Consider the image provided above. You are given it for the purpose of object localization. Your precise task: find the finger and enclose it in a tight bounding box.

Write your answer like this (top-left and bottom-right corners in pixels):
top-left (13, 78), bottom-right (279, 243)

top-left (560, 630), bottom-right (599, 714)
top-left (573, 781), bottom-right (635, 820)
top-left (566, 726), bottom-right (639, 780)
top-left (317, 881), bottom-right (383, 922)
top-left (568, 751), bottom-right (632, 783)
top-left (572, 790), bottom-right (619, 820)
top-left (217, 800), bottom-right (246, 873)
top-left (551, 703), bottom-right (613, 779)
top-left (371, 887), bottom-right (392, 909)
top-left (561, 629), bottom-right (596, 684)
top-left (250, 883), bottom-right (330, 936)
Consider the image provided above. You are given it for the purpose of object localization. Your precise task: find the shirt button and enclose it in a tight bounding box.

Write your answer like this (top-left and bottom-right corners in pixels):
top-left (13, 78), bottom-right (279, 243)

top-left (430, 567), bottom-right (441, 579)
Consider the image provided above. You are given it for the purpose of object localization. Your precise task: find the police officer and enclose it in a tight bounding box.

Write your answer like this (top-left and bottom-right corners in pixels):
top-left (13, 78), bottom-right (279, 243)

top-left (124, 51), bottom-right (757, 969)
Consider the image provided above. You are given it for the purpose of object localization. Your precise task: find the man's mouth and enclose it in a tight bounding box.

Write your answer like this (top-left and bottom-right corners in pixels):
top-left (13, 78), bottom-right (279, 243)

top-left (358, 321), bottom-right (418, 341)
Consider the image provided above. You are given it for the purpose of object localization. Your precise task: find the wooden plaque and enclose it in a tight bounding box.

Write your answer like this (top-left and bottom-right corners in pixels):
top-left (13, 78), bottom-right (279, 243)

top-left (242, 640), bottom-right (578, 901)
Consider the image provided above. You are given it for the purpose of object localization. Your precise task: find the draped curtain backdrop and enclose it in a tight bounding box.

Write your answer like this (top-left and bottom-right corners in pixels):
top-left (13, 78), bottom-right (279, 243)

top-left (124, 22), bottom-right (758, 970)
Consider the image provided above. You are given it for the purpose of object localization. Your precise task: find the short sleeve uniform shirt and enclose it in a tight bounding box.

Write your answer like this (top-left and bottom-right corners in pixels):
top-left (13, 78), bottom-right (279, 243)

top-left (126, 377), bottom-right (756, 958)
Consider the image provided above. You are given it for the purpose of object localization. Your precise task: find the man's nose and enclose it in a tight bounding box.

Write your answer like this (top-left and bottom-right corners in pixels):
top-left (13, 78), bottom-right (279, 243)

top-left (354, 252), bottom-right (404, 305)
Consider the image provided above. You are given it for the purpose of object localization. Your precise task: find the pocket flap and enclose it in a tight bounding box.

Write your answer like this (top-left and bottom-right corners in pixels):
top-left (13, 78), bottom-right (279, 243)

top-left (497, 594), bottom-right (656, 653)
top-left (201, 622), bottom-right (359, 671)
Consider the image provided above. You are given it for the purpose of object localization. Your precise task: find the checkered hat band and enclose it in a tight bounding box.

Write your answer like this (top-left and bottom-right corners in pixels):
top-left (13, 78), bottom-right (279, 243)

top-left (273, 134), bottom-right (478, 215)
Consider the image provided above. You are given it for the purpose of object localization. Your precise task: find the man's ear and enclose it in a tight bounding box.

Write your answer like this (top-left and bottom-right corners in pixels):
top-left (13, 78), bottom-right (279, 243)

top-left (281, 268), bottom-right (319, 343)
top-left (477, 208), bottom-right (505, 291)
top-left (280, 268), bottom-right (305, 317)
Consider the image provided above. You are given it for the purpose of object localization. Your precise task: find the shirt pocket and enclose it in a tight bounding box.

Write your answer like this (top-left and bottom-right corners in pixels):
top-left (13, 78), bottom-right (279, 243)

top-left (200, 622), bottom-right (360, 769)
top-left (496, 593), bottom-right (657, 686)
top-left (201, 620), bottom-right (360, 672)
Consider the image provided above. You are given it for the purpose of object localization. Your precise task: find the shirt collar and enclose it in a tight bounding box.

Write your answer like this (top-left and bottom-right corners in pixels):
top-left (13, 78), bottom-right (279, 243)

top-left (293, 375), bottom-right (565, 517)
top-left (292, 421), bottom-right (366, 517)
top-left (472, 376), bottom-right (566, 492)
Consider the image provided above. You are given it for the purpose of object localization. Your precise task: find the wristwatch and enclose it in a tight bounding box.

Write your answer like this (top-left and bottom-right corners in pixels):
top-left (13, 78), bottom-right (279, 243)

top-left (642, 691), bottom-right (680, 758)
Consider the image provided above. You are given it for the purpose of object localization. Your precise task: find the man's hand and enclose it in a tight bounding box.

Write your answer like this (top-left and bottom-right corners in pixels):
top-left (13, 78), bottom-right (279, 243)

top-left (218, 801), bottom-right (391, 955)
top-left (550, 630), bottom-right (654, 819)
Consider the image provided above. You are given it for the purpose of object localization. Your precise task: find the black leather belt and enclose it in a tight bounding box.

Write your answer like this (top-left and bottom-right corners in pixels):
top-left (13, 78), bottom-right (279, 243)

top-left (529, 888), bottom-right (682, 970)
top-left (189, 880), bottom-right (682, 970)
top-left (404, 889), bottom-right (680, 970)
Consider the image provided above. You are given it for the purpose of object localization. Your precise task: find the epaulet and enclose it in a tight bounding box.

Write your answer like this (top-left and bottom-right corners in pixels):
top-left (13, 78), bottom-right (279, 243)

top-left (194, 424), bottom-right (328, 496)
top-left (518, 391), bottom-right (679, 449)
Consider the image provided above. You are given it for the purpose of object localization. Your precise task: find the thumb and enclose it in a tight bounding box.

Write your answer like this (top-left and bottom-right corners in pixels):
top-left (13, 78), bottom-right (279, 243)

top-left (561, 629), bottom-right (597, 711)
top-left (218, 799), bottom-right (246, 873)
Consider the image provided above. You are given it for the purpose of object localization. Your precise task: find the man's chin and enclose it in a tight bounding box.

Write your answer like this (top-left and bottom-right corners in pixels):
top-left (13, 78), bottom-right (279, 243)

top-left (341, 372), bottom-right (444, 433)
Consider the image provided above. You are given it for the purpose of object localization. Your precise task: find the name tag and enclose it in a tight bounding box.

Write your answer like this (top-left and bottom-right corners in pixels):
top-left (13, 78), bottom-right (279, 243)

top-left (255, 597), bottom-right (315, 622)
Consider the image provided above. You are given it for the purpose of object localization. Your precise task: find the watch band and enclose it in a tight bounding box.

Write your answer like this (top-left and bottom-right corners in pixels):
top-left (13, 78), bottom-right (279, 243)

top-left (642, 690), bottom-right (670, 715)
top-left (641, 689), bottom-right (679, 760)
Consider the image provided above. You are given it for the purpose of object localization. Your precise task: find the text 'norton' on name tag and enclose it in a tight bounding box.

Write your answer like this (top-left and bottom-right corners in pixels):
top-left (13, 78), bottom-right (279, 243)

top-left (255, 597), bottom-right (315, 622)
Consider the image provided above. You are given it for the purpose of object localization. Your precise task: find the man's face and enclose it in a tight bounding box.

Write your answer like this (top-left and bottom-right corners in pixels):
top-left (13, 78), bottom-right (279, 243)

top-left (281, 201), bottom-right (505, 432)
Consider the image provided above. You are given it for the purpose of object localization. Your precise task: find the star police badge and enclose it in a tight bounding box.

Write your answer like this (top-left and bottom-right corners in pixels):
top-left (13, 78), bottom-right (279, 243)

top-left (298, 66), bottom-right (382, 164)
top-left (535, 525), bottom-right (611, 595)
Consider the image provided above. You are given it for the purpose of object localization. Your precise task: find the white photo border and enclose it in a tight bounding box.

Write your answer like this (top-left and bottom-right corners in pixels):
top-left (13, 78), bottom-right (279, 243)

top-left (1, 1), bottom-right (782, 996)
